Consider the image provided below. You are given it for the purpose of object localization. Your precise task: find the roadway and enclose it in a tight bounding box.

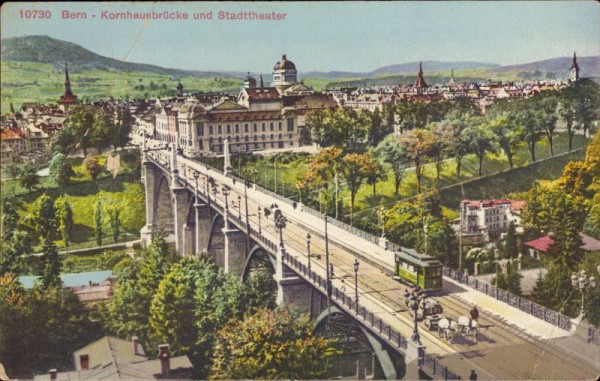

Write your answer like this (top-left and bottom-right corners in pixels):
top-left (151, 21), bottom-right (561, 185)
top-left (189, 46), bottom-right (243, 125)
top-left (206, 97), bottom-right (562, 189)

top-left (152, 149), bottom-right (596, 380)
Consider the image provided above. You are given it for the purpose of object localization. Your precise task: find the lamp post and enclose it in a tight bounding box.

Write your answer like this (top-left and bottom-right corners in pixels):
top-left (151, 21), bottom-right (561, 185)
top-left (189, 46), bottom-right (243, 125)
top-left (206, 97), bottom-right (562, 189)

top-left (325, 215), bottom-right (332, 320)
top-left (237, 195), bottom-right (242, 220)
top-left (306, 233), bottom-right (312, 274)
top-left (410, 285), bottom-right (423, 344)
top-left (244, 180), bottom-right (250, 254)
top-left (354, 259), bottom-right (360, 313)
top-left (571, 270), bottom-right (596, 317)
top-left (274, 209), bottom-right (287, 249)
top-left (193, 171), bottom-right (200, 255)
top-left (222, 185), bottom-right (230, 229)
top-left (258, 206), bottom-right (262, 236)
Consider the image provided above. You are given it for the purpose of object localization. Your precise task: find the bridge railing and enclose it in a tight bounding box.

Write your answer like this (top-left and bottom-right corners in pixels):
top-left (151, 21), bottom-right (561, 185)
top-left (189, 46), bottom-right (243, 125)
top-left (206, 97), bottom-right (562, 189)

top-left (422, 354), bottom-right (462, 380)
top-left (443, 267), bottom-right (572, 331)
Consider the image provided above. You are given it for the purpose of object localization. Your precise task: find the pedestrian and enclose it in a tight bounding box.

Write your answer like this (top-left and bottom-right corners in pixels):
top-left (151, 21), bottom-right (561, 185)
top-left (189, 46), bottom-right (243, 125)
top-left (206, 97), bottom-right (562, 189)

top-left (293, 201), bottom-right (297, 210)
top-left (404, 288), bottom-right (410, 306)
top-left (470, 305), bottom-right (479, 321)
top-left (469, 370), bottom-right (477, 381)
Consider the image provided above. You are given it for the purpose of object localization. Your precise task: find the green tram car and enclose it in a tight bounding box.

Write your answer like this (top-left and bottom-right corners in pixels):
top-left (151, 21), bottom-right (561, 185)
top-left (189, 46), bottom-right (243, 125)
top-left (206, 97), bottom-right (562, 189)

top-left (394, 248), bottom-right (443, 293)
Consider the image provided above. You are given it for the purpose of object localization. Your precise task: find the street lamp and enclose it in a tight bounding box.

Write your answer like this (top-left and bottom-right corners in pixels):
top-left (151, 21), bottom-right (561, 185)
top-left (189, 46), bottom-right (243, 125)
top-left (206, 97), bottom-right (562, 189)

top-left (258, 206), bottom-right (262, 236)
top-left (193, 171), bottom-right (200, 254)
top-left (244, 180), bottom-right (250, 255)
top-left (237, 195), bottom-right (242, 219)
top-left (354, 258), bottom-right (360, 313)
top-left (306, 233), bottom-right (312, 273)
top-left (410, 285), bottom-right (423, 344)
top-left (571, 270), bottom-right (596, 317)
top-left (274, 209), bottom-right (287, 249)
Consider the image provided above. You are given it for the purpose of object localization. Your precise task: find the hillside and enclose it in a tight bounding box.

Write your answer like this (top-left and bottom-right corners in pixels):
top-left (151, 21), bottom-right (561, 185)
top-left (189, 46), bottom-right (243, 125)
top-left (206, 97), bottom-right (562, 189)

top-left (491, 56), bottom-right (600, 78)
top-left (0, 35), bottom-right (229, 78)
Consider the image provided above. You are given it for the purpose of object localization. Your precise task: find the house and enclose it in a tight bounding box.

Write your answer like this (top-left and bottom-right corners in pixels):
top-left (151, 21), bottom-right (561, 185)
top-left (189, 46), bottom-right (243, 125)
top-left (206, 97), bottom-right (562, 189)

top-left (524, 233), bottom-right (600, 260)
top-left (34, 337), bottom-right (193, 380)
top-left (459, 199), bottom-right (525, 242)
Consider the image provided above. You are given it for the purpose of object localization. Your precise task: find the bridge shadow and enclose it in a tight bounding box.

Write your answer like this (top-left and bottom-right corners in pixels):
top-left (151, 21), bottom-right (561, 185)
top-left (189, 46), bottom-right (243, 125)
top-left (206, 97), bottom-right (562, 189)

top-left (441, 279), bottom-right (469, 295)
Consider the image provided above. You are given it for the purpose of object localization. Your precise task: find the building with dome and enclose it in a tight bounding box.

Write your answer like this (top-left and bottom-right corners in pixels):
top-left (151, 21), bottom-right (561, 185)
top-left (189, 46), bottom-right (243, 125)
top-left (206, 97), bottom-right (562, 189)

top-left (151, 54), bottom-right (335, 157)
top-left (271, 54), bottom-right (298, 87)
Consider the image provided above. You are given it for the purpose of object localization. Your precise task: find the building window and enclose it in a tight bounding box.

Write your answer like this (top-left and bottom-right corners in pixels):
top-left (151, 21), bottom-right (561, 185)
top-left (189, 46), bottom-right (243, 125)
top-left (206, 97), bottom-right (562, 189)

top-left (236, 135), bottom-right (240, 142)
top-left (245, 136), bottom-right (249, 142)
top-left (278, 133), bottom-right (282, 140)
top-left (244, 123), bottom-right (249, 133)
top-left (253, 123), bottom-right (257, 132)
top-left (270, 134), bottom-right (274, 141)
top-left (254, 135), bottom-right (258, 141)
top-left (227, 125), bottom-right (231, 134)
top-left (287, 118), bottom-right (294, 131)
top-left (209, 125), bottom-right (214, 135)
top-left (235, 124), bottom-right (239, 133)
top-left (262, 134), bottom-right (266, 140)
top-left (218, 125), bottom-right (222, 134)
top-left (278, 122), bottom-right (282, 130)
top-left (262, 123), bottom-right (266, 132)
top-left (270, 122), bottom-right (274, 131)
top-left (218, 137), bottom-right (222, 144)
top-left (197, 123), bottom-right (204, 136)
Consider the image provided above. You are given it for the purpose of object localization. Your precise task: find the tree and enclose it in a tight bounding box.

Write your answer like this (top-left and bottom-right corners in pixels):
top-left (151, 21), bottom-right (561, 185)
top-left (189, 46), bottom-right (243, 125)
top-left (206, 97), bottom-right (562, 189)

top-left (48, 153), bottom-right (66, 175)
top-left (365, 154), bottom-right (387, 196)
top-left (91, 110), bottom-right (116, 151)
top-left (462, 120), bottom-right (496, 177)
top-left (535, 94), bottom-right (559, 157)
top-left (114, 106), bottom-right (133, 148)
top-left (376, 139), bottom-right (409, 195)
top-left (95, 200), bottom-right (103, 246)
top-left (60, 105), bottom-right (95, 155)
top-left (56, 198), bottom-right (74, 250)
top-left (29, 194), bottom-right (57, 240)
top-left (486, 113), bottom-right (521, 169)
top-left (83, 154), bottom-right (102, 181)
top-left (105, 202), bottom-right (121, 243)
top-left (398, 128), bottom-right (434, 193)
top-left (19, 164), bottom-right (39, 192)
top-left (338, 152), bottom-right (374, 219)
top-left (558, 86), bottom-right (579, 152)
top-left (55, 159), bottom-right (75, 188)
top-left (428, 122), bottom-right (449, 183)
top-left (39, 237), bottom-right (61, 289)
top-left (504, 221), bottom-right (519, 259)
top-left (516, 101), bottom-right (541, 163)
top-left (438, 117), bottom-right (470, 178)
top-left (210, 307), bottom-right (333, 380)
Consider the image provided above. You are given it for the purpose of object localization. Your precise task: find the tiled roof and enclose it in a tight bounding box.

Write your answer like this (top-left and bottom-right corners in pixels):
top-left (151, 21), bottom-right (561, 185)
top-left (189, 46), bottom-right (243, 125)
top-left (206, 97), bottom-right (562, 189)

top-left (0, 130), bottom-right (22, 141)
top-left (524, 233), bottom-right (600, 253)
top-left (462, 199), bottom-right (513, 208)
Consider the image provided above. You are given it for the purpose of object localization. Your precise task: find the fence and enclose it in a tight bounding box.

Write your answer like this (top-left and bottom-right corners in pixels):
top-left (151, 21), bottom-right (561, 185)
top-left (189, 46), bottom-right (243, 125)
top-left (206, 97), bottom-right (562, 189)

top-left (422, 355), bottom-right (463, 380)
top-left (443, 267), bottom-right (572, 331)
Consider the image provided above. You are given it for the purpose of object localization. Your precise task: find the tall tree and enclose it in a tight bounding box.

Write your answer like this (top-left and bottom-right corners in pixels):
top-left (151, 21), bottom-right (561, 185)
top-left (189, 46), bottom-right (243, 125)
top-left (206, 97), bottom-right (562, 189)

top-left (61, 105), bottom-right (95, 155)
top-left (534, 94), bottom-right (559, 157)
top-left (376, 139), bottom-right (409, 195)
top-left (398, 128), bottom-right (434, 193)
top-left (462, 119), bottom-right (496, 177)
top-left (39, 237), bottom-right (61, 289)
top-left (56, 198), bottom-right (74, 250)
top-left (364, 153), bottom-right (387, 196)
top-left (95, 200), bottom-right (103, 246)
top-left (338, 152), bottom-right (374, 219)
top-left (487, 113), bottom-right (521, 169)
top-left (29, 194), bottom-right (57, 240)
top-left (504, 221), bottom-right (519, 259)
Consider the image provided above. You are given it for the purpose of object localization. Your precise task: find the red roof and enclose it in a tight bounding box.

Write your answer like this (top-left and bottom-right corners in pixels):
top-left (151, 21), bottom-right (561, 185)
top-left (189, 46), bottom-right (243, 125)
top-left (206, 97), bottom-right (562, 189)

top-left (0, 129), bottom-right (22, 140)
top-left (462, 199), bottom-right (512, 208)
top-left (525, 233), bottom-right (600, 253)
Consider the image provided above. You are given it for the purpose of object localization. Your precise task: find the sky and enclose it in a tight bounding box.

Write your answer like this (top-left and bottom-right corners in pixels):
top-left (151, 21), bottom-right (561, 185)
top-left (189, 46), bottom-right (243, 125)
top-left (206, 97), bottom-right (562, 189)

top-left (1, 1), bottom-right (599, 73)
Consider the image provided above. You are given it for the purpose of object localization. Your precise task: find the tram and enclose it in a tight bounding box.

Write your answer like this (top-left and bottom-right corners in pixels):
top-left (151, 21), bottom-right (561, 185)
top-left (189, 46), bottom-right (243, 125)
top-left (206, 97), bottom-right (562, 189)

top-left (393, 247), bottom-right (443, 292)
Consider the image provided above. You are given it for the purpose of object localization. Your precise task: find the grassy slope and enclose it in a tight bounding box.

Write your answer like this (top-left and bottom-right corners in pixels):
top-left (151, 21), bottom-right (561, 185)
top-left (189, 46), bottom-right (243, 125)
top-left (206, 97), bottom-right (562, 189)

top-left (1, 60), bottom-right (242, 114)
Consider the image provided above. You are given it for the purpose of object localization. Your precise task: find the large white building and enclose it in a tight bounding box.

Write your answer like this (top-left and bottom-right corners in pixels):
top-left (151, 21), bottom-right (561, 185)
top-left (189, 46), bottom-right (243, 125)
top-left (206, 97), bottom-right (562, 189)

top-left (158, 54), bottom-right (335, 157)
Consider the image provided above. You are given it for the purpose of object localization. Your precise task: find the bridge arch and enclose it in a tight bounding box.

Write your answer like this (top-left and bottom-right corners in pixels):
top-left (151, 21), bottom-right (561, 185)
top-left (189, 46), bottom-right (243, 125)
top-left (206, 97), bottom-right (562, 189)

top-left (153, 172), bottom-right (174, 236)
top-left (314, 306), bottom-right (399, 380)
top-left (241, 244), bottom-right (276, 282)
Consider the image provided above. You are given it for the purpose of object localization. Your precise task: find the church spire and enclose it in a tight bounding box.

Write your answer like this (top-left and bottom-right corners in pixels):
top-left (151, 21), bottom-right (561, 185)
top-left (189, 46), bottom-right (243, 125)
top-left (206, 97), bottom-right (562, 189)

top-left (570, 51), bottom-right (580, 82)
top-left (64, 63), bottom-right (72, 93)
